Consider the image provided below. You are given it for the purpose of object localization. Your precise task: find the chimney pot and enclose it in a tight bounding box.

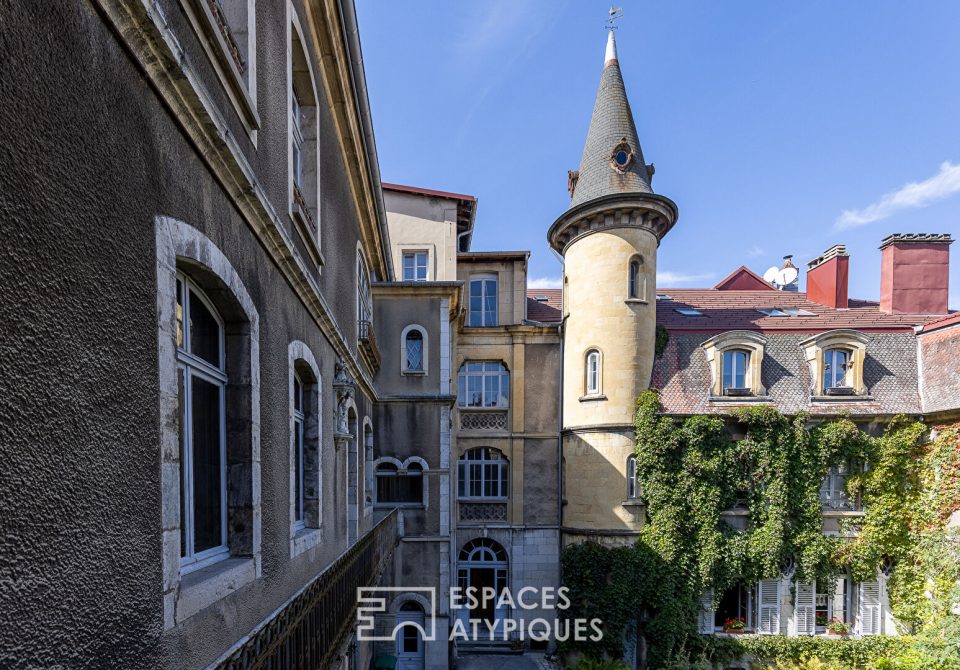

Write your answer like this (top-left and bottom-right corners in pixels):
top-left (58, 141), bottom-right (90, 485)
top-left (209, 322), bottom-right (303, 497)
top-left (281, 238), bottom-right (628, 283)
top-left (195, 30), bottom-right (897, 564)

top-left (879, 233), bottom-right (953, 314)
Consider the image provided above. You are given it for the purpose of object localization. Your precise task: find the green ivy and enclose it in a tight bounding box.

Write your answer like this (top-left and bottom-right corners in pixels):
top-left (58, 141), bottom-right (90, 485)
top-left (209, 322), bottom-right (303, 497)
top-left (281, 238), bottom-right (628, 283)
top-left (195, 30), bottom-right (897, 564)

top-left (655, 325), bottom-right (669, 358)
top-left (559, 393), bottom-right (960, 669)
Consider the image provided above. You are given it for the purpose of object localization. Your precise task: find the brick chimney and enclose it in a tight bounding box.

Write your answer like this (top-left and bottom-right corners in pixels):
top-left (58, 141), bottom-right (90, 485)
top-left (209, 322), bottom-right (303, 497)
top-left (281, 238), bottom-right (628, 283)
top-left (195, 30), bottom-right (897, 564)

top-left (807, 244), bottom-right (849, 309)
top-left (879, 234), bottom-right (953, 314)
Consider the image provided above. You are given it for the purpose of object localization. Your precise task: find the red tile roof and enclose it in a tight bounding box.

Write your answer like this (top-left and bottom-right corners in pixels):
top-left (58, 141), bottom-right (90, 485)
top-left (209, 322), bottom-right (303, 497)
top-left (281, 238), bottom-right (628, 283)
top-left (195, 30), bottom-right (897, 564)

top-left (527, 289), bottom-right (562, 323)
top-left (920, 311), bottom-right (960, 333)
top-left (656, 289), bottom-right (942, 332)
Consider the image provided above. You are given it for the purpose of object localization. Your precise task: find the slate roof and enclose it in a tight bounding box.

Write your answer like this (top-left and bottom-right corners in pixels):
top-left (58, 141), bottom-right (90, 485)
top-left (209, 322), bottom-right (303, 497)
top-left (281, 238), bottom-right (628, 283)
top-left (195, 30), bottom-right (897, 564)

top-left (651, 331), bottom-right (922, 416)
top-left (655, 289), bottom-right (935, 332)
top-left (526, 289), bottom-right (562, 323)
top-left (569, 31), bottom-right (653, 207)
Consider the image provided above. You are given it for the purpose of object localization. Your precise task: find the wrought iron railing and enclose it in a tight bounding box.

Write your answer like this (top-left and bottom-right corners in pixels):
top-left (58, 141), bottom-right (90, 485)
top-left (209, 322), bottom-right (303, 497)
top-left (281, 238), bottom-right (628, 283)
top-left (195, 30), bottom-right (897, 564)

top-left (459, 409), bottom-right (508, 431)
top-left (213, 509), bottom-right (398, 670)
top-left (459, 501), bottom-right (508, 522)
top-left (358, 319), bottom-right (381, 372)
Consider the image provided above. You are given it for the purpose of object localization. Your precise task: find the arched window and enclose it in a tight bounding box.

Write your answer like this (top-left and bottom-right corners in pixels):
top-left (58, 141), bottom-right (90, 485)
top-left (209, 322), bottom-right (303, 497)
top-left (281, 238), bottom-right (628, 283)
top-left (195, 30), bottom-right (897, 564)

top-left (458, 362), bottom-right (509, 408)
top-left (585, 349), bottom-right (601, 395)
top-left (457, 448), bottom-right (509, 499)
top-left (459, 537), bottom-right (509, 563)
top-left (288, 341), bottom-right (321, 557)
top-left (628, 256), bottom-right (644, 299)
top-left (722, 349), bottom-right (750, 392)
top-left (289, 14), bottom-right (319, 244)
top-left (176, 273), bottom-right (228, 570)
top-left (823, 349), bottom-right (851, 389)
top-left (401, 325), bottom-right (428, 374)
top-left (357, 252), bottom-right (372, 328)
top-left (626, 455), bottom-right (639, 499)
top-left (375, 460), bottom-right (424, 505)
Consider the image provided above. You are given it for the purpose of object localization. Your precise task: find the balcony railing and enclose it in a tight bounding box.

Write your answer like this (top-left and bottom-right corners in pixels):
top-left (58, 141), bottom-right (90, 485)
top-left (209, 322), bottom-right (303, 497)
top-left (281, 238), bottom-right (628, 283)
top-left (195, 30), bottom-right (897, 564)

top-left (358, 319), bottom-right (381, 373)
top-left (213, 509), bottom-right (398, 670)
top-left (459, 408), bottom-right (508, 431)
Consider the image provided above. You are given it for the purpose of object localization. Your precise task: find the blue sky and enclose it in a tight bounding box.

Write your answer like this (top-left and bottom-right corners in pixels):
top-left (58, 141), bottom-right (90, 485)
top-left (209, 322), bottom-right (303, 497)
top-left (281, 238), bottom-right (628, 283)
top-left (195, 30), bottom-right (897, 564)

top-left (356, 1), bottom-right (960, 307)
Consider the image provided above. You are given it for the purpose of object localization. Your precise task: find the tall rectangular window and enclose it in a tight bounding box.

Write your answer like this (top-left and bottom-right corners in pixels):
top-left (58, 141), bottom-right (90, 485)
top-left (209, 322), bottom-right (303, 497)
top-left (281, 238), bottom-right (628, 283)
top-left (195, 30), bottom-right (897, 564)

top-left (293, 373), bottom-right (305, 526)
top-left (291, 95), bottom-right (303, 189)
top-left (468, 275), bottom-right (498, 326)
top-left (722, 349), bottom-right (749, 390)
top-left (403, 252), bottom-right (429, 281)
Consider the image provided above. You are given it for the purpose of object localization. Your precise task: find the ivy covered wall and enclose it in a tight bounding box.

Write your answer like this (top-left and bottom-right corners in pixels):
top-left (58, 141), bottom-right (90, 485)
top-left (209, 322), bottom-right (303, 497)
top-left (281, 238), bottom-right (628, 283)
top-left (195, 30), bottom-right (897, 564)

top-left (560, 391), bottom-right (960, 669)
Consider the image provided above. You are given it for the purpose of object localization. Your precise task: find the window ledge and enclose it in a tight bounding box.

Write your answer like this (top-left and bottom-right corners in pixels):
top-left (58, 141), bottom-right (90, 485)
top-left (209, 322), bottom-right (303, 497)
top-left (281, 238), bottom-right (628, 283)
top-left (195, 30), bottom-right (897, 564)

top-left (374, 503), bottom-right (425, 510)
top-left (822, 509), bottom-right (866, 517)
top-left (624, 298), bottom-right (648, 305)
top-left (290, 198), bottom-right (325, 270)
top-left (810, 395), bottom-right (873, 403)
top-left (290, 527), bottom-right (322, 558)
top-left (176, 557), bottom-right (256, 623)
top-left (621, 499), bottom-right (645, 507)
top-left (401, 370), bottom-right (428, 377)
top-left (579, 394), bottom-right (608, 402)
top-left (709, 395), bottom-right (771, 403)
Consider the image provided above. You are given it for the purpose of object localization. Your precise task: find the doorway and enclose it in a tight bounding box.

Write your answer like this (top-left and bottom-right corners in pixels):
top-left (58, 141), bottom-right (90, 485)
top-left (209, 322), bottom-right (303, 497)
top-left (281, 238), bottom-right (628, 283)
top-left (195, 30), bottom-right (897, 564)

top-left (395, 601), bottom-right (425, 670)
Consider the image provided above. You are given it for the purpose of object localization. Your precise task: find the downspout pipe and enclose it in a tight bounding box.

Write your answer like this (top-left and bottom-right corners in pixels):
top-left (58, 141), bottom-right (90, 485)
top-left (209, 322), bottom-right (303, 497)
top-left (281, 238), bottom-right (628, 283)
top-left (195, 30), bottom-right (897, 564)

top-left (336, 0), bottom-right (395, 280)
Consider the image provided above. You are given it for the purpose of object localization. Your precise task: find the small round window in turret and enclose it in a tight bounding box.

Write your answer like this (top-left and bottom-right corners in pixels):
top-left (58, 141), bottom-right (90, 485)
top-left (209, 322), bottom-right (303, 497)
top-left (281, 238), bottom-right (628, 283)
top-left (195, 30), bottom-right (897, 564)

top-left (609, 139), bottom-right (634, 173)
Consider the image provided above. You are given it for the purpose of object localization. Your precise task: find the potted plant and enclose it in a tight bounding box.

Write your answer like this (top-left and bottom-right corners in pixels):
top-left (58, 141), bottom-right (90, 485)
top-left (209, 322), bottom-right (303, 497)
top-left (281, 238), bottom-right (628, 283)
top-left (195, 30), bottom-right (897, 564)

top-left (824, 617), bottom-right (850, 636)
top-left (722, 617), bottom-right (747, 634)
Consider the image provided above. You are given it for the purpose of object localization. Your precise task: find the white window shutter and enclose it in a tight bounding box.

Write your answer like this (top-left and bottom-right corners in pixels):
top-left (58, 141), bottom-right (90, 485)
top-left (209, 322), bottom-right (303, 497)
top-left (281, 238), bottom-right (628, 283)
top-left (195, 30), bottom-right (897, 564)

top-left (858, 580), bottom-right (881, 636)
top-left (698, 589), bottom-right (714, 634)
top-left (757, 579), bottom-right (781, 634)
top-left (795, 581), bottom-right (816, 635)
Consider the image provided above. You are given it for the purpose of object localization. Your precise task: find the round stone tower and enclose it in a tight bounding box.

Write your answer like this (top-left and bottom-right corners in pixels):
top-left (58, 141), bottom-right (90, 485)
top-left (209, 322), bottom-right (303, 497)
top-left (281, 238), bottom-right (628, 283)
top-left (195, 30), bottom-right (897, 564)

top-left (549, 30), bottom-right (677, 544)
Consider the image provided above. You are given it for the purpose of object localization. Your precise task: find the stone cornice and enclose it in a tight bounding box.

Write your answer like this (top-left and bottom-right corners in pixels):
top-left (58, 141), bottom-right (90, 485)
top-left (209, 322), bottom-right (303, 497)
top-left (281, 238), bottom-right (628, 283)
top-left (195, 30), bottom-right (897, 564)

top-left (548, 192), bottom-right (678, 254)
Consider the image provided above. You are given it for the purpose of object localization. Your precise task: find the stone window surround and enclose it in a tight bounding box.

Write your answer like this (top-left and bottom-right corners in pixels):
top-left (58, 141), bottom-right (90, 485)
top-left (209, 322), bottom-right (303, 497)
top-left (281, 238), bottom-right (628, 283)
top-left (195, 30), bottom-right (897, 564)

top-left (702, 330), bottom-right (768, 398)
top-left (626, 254), bottom-right (648, 303)
top-left (400, 324), bottom-right (429, 375)
top-left (288, 340), bottom-right (322, 558)
top-left (373, 456), bottom-right (430, 508)
top-left (156, 215), bottom-right (261, 629)
top-left (399, 245), bottom-right (433, 281)
top-left (799, 329), bottom-right (869, 398)
top-left (581, 347), bottom-right (606, 401)
top-left (287, 3), bottom-right (322, 262)
top-left (178, 0), bottom-right (259, 138)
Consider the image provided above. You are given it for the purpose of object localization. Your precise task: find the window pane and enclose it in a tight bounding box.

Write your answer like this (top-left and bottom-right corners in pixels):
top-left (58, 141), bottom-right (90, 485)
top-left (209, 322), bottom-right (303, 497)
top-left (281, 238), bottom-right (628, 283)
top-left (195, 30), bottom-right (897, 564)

top-left (178, 367), bottom-right (187, 557)
top-left (176, 279), bottom-right (184, 349)
top-left (484, 281), bottom-right (497, 325)
top-left (484, 375), bottom-right (496, 407)
top-left (723, 351), bottom-right (733, 389)
top-left (403, 254), bottom-right (414, 281)
top-left (499, 373), bottom-right (510, 407)
top-left (294, 376), bottom-right (303, 413)
top-left (406, 331), bottom-right (423, 371)
top-left (403, 625), bottom-right (419, 653)
top-left (191, 375), bottom-right (224, 553)
top-left (295, 419), bottom-right (304, 522)
top-left (189, 289), bottom-right (221, 367)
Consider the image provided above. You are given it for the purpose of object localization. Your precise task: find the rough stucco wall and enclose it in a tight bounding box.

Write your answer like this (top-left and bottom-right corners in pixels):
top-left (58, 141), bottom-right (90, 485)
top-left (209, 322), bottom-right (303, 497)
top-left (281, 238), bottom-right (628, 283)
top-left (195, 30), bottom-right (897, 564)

top-left (374, 296), bottom-right (441, 395)
top-left (522, 438), bottom-right (560, 525)
top-left (0, 2), bottom-right (375, 668)
top-left (523, 343), bottom-right (561, 433)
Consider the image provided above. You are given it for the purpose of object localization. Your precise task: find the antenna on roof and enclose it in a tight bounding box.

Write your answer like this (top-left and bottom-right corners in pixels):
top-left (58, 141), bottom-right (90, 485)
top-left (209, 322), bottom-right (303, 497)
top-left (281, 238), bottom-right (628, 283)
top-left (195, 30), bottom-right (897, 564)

top-left (607, 6), bottom-right (623, 30)
top-left (763, 266), bottom-right (780, 286)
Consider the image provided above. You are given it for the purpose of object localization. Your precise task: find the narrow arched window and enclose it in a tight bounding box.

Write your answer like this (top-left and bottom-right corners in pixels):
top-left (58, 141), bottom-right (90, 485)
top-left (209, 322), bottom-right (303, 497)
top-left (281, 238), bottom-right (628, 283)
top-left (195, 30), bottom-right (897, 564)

top-left (292, 371), bottom-right (305, 526)
top-left (586, 350), bottom-right (601, 395)
top-left (722, 349), bottom-right (750, 393)
top-left (176, 273), bottom-right (228, 570)
top-left (628, 257), bottom-right (643, 299)
top-left (823, 349), bottom-right (851, 389)
top-left (405, 330), bottom-right (424, 371)
top-left (626, 455), bottom-right (639, 499)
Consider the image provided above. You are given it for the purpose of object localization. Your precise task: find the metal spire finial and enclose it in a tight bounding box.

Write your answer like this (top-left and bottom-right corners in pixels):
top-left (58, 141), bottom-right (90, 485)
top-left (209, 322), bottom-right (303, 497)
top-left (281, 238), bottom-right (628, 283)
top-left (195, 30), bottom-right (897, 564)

top-left (607, 6), bottom-right (623, 30)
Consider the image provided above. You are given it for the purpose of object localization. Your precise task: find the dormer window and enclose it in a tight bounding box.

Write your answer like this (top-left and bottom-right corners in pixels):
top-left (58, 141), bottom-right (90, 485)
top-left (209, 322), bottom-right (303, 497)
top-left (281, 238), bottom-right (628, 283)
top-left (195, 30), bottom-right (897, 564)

top-left (800, 330), bottom-right (869, 399)
top-left (702, 331), bottom-right (768, 399)
top-left (722, 349), bottom-right (750, 393)
top-left (823, 349), bottom-right (852, 390)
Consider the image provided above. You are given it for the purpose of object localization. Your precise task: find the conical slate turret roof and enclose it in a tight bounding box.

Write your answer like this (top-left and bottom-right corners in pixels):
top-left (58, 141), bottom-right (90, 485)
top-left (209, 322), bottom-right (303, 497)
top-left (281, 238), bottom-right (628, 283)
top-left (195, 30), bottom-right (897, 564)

top-left (569, 31), bottom-right (653, 207)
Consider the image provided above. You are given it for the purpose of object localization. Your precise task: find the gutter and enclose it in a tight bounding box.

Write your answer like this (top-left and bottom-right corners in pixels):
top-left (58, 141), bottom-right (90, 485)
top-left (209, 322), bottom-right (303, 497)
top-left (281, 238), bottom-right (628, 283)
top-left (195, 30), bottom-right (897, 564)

top-left (336, 0), bottom-right (394, 280)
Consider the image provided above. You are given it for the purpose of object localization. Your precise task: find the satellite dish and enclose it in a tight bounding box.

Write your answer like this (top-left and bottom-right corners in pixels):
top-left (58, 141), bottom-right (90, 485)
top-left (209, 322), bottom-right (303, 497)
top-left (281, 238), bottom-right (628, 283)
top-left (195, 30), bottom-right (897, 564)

top-left (763, 266), bottom-right (780, 284)
top-left (777, 266), bottom-right (799, 286)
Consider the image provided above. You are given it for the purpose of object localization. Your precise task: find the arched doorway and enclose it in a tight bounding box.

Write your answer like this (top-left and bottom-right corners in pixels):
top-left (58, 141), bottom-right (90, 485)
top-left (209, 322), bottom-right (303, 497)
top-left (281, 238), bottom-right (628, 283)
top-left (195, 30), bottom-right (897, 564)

top-left (395, 601), bottom-right (425, 670)
top-left (457, 538), bottom-right (509, 639)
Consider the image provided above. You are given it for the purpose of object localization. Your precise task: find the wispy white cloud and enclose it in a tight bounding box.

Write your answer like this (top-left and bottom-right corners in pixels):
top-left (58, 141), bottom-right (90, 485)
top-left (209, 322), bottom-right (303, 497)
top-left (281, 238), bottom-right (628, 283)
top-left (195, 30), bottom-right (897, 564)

top-left (746, 244), bottom-right (765, 258)
top-left (835, 161), bottom-right (960, 230)
top-left (657, 271), bottom-right (715, 285)
top-left (528, 276), bottom-right (563, 289)
top-left (454, 1), bottom-right (533, 61)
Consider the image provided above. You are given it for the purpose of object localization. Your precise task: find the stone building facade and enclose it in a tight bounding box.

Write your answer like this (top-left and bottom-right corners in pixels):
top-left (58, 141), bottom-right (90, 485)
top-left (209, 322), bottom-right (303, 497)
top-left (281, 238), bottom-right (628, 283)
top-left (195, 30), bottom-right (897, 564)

top-left (0, 3), bottom-right (957, 670)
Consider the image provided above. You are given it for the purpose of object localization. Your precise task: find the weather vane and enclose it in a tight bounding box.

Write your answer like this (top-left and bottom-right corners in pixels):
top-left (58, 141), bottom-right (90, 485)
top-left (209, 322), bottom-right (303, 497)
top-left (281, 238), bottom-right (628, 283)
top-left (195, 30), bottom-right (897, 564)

top-left (607, 6), bottom-right (623, 30)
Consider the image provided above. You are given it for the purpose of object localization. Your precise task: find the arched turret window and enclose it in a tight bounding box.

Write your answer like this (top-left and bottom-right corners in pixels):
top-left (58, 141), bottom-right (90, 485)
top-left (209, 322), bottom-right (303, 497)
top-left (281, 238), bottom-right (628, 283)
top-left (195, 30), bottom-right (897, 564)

top-left (585, 349), bottom-right (602, 395)
top-left (628, 256), bottom-right (644, 299)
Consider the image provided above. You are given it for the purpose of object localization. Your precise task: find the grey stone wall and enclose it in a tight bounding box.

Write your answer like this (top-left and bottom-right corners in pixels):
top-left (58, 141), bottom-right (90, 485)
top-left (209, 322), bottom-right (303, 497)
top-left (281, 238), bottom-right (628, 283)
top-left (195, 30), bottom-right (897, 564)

top-left (0, 2), bottom-right (377, 668)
